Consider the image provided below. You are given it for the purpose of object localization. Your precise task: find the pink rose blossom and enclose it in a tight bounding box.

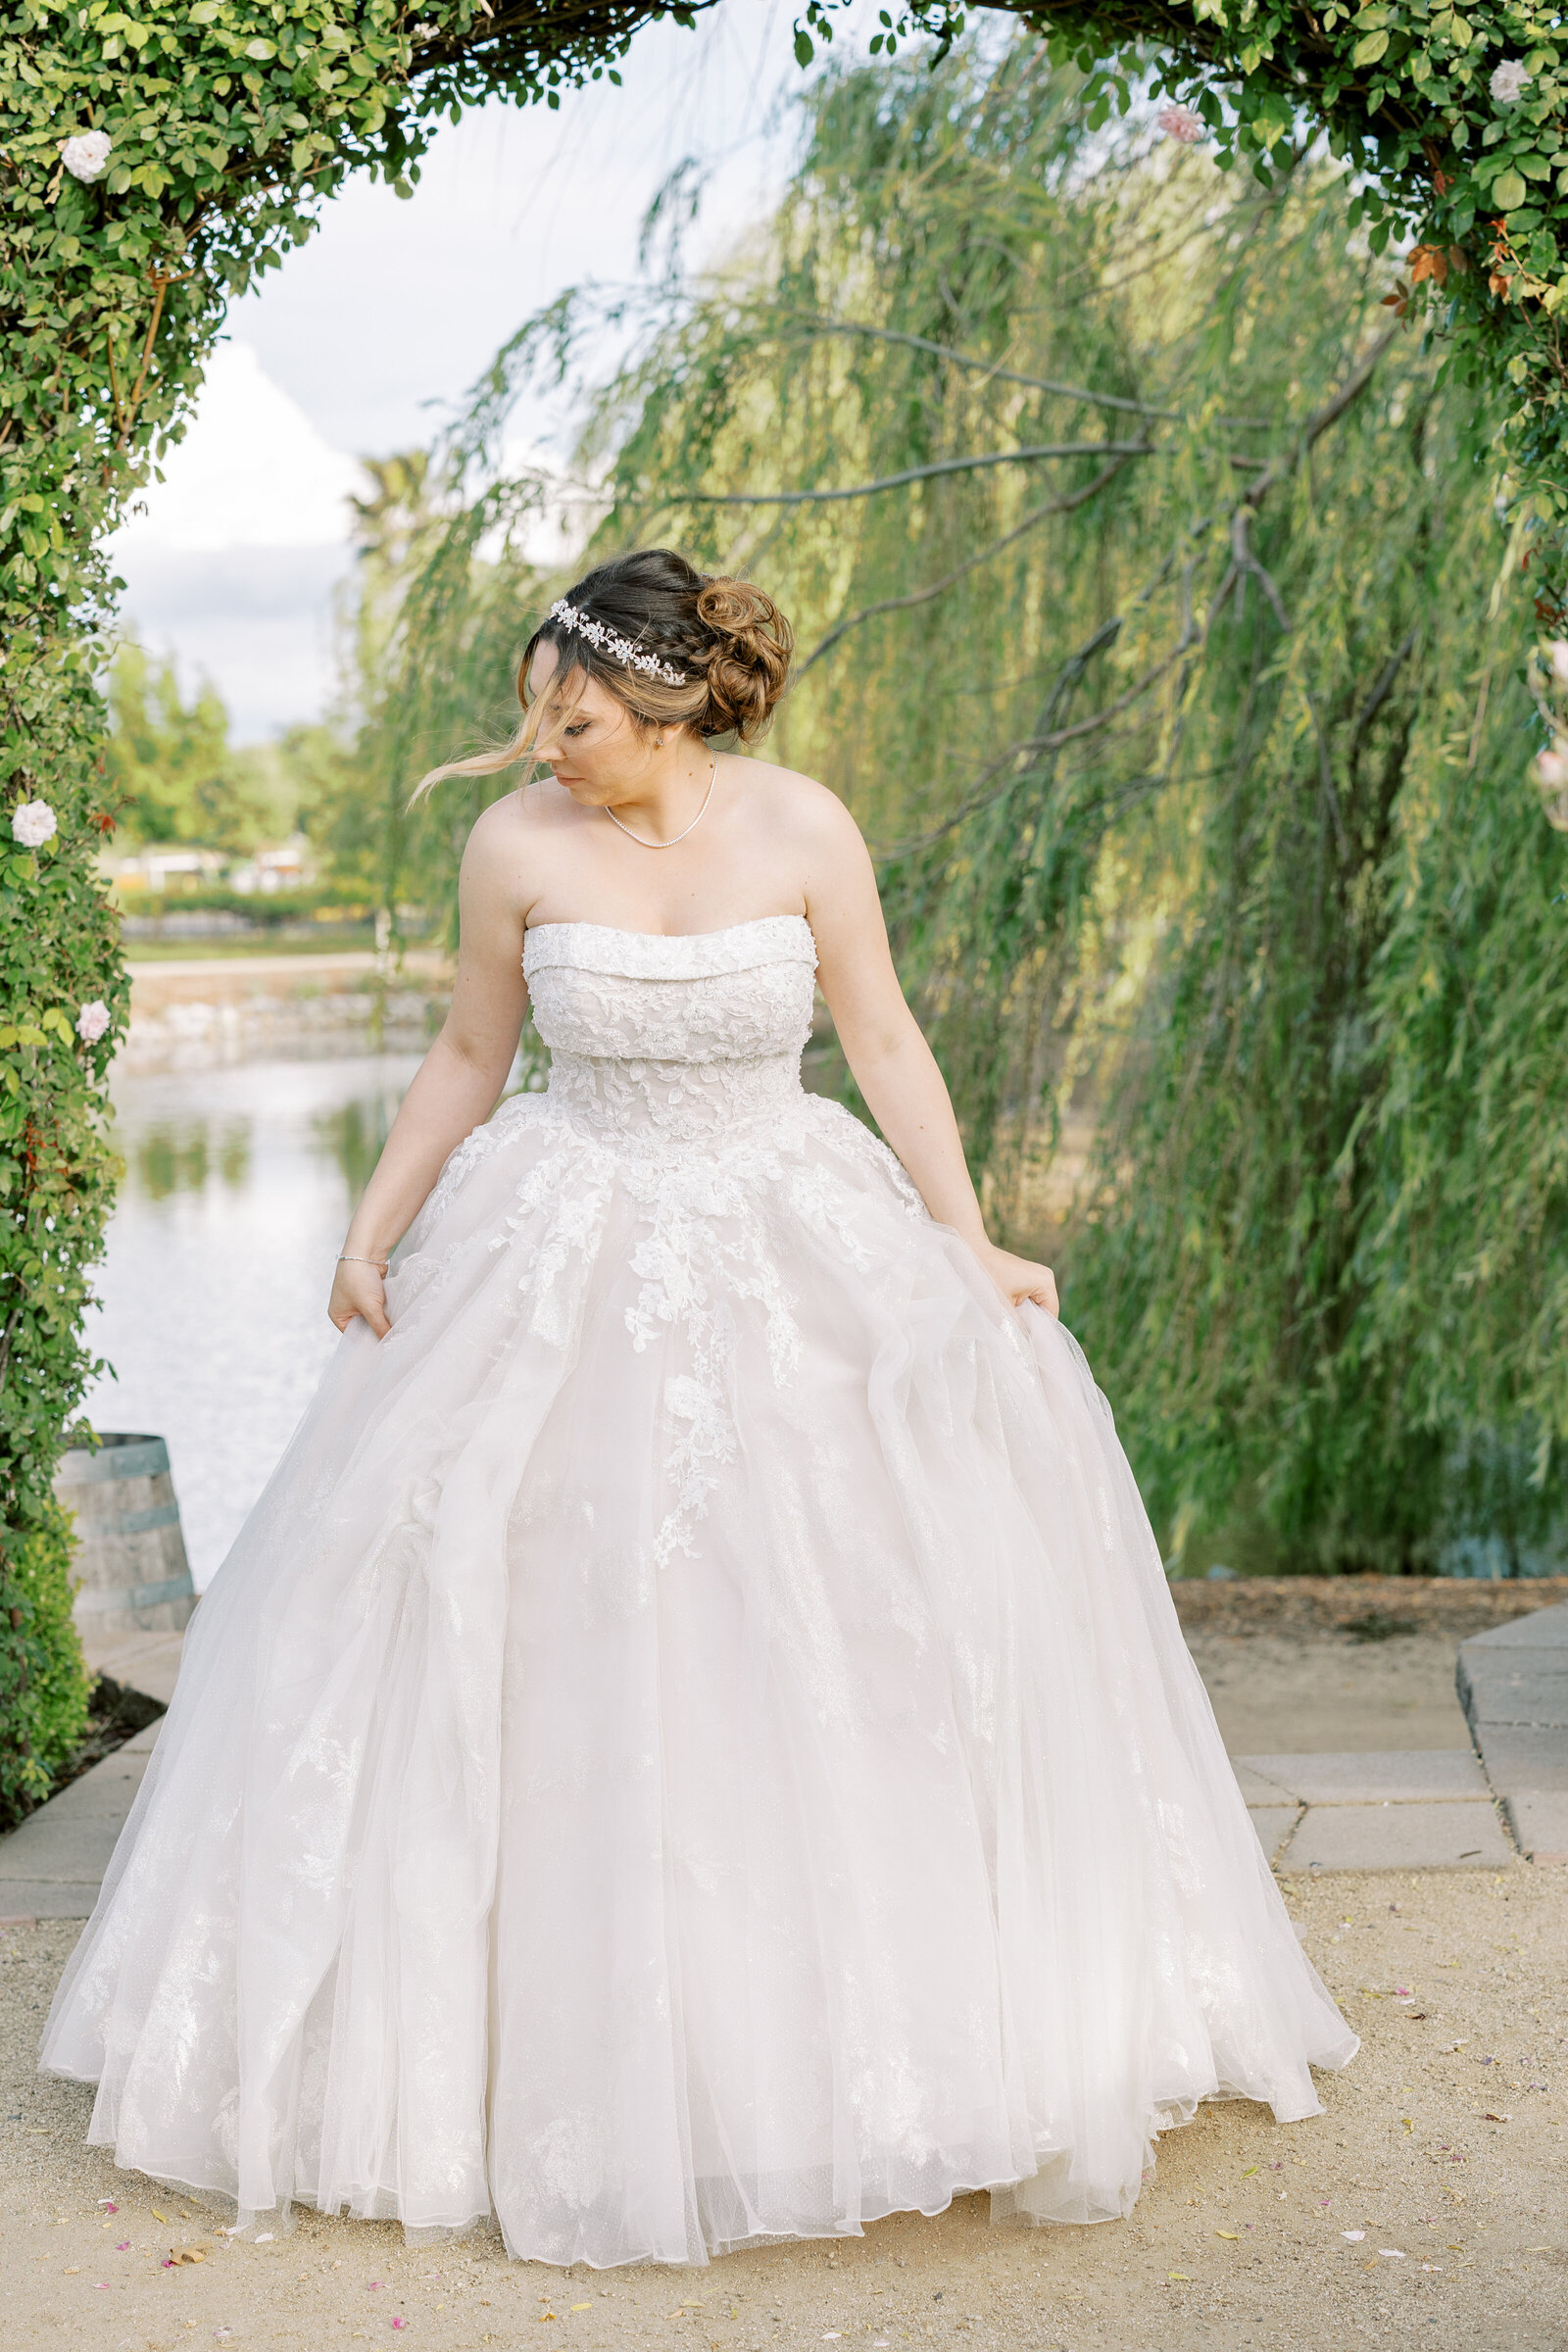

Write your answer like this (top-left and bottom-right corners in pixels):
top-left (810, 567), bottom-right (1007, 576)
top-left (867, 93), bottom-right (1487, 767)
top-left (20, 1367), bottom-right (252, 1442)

top-left (76, 999), bottom-right (110, 1044)
top-left (1157, 102), bottom-right (1205, 145)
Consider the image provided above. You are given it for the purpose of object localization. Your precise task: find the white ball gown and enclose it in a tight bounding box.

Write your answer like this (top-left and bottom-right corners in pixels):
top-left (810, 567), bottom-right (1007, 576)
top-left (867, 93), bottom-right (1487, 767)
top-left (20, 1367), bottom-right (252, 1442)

top-left (41, 913), bottom-right (1356, 2268)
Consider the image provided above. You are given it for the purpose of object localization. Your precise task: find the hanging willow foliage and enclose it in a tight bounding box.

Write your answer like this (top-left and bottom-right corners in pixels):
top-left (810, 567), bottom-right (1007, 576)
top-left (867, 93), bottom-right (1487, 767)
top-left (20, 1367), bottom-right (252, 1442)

top-left (355, 32), bottom-right (1566, 1573)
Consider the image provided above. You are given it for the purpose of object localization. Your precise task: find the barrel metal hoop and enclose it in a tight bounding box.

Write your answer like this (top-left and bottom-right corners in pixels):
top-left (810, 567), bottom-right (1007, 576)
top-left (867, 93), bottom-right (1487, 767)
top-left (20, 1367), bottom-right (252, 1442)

top-left (94, 1502), bottom-right (183, 1537)
top-left (55, 1439), bottom-right (171, 1486)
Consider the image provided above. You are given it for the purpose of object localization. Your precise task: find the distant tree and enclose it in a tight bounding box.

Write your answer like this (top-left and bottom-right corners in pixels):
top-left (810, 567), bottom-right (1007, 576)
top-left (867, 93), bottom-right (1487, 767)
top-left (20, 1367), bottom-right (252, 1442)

top-left (103, 640), bottom-right (303, 855)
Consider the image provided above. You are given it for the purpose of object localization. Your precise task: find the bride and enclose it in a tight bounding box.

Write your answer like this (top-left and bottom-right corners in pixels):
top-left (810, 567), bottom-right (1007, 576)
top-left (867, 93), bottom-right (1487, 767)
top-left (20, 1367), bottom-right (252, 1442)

top-left (42, 547), bottom-right (1355, 2268)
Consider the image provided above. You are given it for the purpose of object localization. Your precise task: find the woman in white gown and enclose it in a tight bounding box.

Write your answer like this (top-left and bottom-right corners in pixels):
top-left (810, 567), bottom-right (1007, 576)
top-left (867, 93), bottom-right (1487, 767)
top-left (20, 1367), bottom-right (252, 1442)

top-left (42, 549), bottom-right (1355, 2268)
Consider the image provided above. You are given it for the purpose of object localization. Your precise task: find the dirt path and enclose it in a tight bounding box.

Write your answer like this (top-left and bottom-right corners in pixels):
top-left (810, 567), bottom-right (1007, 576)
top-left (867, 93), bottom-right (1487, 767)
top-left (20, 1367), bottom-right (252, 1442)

top-left (3, 1867), bottom-right (1562, 2352)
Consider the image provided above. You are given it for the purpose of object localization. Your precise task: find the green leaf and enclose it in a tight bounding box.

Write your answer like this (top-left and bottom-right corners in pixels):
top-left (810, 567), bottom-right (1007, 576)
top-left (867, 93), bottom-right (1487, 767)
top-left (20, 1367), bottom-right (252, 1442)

top-left (1492, 168), bottom-right (1528, 208)
top-left (1352, 27), bottom-right (1390, 63)
top-left (794, 26), bottom-right (813, 66)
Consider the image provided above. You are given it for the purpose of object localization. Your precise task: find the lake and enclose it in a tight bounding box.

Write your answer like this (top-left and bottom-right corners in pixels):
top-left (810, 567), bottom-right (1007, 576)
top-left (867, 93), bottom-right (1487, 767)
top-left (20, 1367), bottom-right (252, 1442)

top-left (82, 1049), bottom-right (424, 1589)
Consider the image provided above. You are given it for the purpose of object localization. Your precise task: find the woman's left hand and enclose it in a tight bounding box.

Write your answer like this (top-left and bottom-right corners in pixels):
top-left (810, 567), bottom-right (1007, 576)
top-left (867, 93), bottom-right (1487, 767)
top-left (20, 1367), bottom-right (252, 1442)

top-left (971, 1240), bottom-right (1059, 1317)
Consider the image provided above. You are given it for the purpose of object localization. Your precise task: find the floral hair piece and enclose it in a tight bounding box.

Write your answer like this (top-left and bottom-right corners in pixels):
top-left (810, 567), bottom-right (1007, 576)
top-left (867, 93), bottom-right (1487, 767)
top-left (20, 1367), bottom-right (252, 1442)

top-left (547, 597), bottom-right (688, 686)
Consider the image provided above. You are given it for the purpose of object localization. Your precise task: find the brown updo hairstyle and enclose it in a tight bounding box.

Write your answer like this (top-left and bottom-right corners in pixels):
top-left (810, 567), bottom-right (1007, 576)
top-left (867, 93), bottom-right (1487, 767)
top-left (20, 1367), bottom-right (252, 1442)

top-left (414, 548), bottom-right (792, 798)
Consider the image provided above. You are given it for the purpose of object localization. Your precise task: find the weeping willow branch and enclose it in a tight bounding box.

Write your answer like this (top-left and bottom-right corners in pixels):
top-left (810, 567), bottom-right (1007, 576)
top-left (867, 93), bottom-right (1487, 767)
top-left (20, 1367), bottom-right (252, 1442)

top-left (872, 326), bottom-right (1401, 884)
top-left (662, 438), bottom-right (1155, 507)
top-left (795, 454), bottom-right (1138, 680)
top-left (349, 36), bottom-right (1549, 1573)
top-left (778, 316), bottom-right (1179, 419)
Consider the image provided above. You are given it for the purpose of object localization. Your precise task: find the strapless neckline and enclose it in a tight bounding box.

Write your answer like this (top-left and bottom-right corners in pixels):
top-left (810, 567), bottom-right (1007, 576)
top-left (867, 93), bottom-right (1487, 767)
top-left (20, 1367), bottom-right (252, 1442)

top-left (521, 913), bottom-right (817, 989)
top-left (524, 914), bottom-right (812, 946)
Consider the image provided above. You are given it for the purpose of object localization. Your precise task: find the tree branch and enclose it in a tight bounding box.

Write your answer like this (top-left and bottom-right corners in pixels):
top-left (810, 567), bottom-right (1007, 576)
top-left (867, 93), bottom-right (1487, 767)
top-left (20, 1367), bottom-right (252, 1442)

top-left (663, 440), bottom-right (1154, 508)
top-left (795, 455), bottom-right (1137, 681)
top-left (780, 316), bottom-right (1178, 420)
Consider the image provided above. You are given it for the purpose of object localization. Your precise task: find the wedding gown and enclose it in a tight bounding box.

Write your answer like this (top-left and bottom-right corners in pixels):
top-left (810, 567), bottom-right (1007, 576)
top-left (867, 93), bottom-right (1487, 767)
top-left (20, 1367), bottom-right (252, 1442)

top-left (41, 914), bottom-right (1355, 2268)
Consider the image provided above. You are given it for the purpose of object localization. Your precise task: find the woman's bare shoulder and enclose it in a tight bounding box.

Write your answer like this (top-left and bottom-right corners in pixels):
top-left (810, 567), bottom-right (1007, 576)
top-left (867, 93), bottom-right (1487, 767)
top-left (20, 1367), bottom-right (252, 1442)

top-left (734, 757), bottom-right (864, 851)
top-left (465, 775), bottom-right (580, 852)
top-left (461, 776), bottom-right (584, 897)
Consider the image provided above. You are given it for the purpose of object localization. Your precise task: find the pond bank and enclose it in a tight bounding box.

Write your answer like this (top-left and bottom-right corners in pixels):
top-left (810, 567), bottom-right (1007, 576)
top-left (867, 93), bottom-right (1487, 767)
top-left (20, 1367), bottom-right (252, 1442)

top-left (123, 951), bottom-right (452, 1071)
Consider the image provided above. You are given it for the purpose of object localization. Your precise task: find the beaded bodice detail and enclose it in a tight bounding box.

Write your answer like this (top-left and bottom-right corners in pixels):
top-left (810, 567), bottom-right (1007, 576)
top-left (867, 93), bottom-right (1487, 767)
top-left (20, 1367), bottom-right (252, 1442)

top-left (523, 916), bottom-right (817, 1148)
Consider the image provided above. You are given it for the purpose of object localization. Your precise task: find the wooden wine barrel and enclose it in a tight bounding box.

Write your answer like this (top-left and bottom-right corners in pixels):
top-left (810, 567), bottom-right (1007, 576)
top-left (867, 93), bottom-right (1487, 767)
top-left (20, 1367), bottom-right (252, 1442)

top-left (52, 1433), bottom-right (197, 1637)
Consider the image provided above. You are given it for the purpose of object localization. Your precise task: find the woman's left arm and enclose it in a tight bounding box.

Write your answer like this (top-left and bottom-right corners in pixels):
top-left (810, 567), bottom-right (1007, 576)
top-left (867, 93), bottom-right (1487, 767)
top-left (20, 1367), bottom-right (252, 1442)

top-left (802, 786), bottom-right (1058, 1317)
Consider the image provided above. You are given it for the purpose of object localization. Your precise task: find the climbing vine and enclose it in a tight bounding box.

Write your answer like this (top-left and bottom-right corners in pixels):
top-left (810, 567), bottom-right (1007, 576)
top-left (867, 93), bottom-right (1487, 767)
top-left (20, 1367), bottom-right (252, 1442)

top-left (5, 0), bottom-right (1568, 1789)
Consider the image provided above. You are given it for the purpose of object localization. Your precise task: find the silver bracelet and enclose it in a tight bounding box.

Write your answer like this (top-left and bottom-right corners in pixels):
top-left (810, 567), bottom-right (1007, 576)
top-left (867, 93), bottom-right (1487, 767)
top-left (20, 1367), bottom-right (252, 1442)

top-left (337, 1252), bottom-right (389, 1270)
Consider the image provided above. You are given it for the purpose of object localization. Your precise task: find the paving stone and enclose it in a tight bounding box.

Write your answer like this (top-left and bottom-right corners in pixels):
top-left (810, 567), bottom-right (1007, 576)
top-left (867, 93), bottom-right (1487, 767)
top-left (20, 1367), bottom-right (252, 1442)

top-left (0, 1748), bottom-right (149, 1888)
top-left (0, 1884), bottom-right (93, 1920)
top-left (1464, 1724), bottom-right (1568, 1794)
top-left (1460, 1599), bottom-right (1568, 1650)
top-left (1502, 1791), bottom-right (1568, 1863)
top-left (1456, 1653), bottom-right (1568, 1727)
top-left (1247, 1805), bottom-right (1300, 1864)
top-left (1233, 1760), bottom-right (1297, 1803)
top-left (82, 1624), bottom-right (186, 1705)
top-left (1234, 1750), bottom-right (1489, 1804)
top-left (1458, 1605), bottom-right (1568, 1871)
top-left (1279, 1798), bottom-right (1510, 1873)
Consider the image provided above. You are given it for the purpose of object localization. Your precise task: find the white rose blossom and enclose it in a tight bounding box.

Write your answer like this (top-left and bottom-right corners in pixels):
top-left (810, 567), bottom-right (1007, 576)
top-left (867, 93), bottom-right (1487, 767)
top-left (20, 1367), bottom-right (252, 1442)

top-left (1549, 638), bottom-right (1568, 684)
top-left (11, 799), bottom-right (58, 849)
top-left (60, 129), bottom-right (113, 183)
top-left (1490, 59), bottom-right (1531, 105)
top-left (1537, 747), bottom-right (1568, 787)
top-left (75, 1001), bottom-right (111, 1046)
top-left (1156, 102), bottom-right (1205, 145)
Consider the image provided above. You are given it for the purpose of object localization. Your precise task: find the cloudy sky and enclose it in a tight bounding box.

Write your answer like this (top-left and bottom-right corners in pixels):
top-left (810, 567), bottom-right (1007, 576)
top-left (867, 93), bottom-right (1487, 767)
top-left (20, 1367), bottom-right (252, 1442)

top-left (108, 3), bottom-right (898, 742)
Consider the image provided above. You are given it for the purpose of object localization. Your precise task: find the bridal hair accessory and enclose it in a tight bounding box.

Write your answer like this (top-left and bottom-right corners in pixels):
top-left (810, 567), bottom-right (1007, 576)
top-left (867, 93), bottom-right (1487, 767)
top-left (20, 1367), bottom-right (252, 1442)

top-left (549, 598), bottom-right (688, 686)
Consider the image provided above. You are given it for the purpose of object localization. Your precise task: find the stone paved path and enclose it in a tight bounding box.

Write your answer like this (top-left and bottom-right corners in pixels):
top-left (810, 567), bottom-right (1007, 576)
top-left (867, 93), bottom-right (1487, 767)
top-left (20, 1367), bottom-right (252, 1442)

top-left (1458, 1604), bottom-right (1568, 1864)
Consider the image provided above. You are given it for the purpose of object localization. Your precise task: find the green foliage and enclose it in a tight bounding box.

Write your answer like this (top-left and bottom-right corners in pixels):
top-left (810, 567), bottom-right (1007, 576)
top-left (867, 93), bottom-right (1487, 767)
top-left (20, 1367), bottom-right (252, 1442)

top-left (352, 32), bottom-right (1567, 1573)
top-left (1023, 0), bottom-right (1568, 583)
top-left (103, 638), bottom-right (304, 850)
top-left (0, 754), bottom-right (126, 1512)
top-left (102, 641), bottom-right (352, 854)
top-left (818, 0), bottom-right (1568, 581)
top-left (0, 1493), bottom-right (91, 1830)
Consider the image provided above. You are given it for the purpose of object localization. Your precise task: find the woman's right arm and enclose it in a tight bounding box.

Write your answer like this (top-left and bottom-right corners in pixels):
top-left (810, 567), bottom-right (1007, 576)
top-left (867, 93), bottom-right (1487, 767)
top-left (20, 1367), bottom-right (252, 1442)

top-left (328, 805), bottom-right (531, 1337)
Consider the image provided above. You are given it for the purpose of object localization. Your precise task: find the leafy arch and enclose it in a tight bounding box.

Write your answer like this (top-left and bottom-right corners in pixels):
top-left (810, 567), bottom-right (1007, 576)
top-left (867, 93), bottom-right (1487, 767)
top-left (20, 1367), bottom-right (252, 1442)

top-left (1, 0), bottom-right (1563, 1793)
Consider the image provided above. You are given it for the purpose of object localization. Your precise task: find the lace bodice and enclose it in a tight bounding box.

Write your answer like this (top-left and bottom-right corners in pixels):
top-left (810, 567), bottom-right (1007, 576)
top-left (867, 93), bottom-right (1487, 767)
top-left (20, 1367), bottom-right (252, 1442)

top-left (522, 916), bottom-right (818, 1147)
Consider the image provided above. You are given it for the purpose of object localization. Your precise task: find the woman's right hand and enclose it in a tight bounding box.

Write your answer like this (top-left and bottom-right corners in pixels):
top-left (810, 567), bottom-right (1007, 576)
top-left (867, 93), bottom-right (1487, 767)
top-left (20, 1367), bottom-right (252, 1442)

top-left (328, 1255), bottom-right (392, 1339)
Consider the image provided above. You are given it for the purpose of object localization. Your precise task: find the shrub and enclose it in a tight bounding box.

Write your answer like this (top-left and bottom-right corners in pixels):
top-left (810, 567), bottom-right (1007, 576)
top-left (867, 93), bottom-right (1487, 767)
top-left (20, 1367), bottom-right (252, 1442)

top-left (0, 1494), bottom-right (91, 1831)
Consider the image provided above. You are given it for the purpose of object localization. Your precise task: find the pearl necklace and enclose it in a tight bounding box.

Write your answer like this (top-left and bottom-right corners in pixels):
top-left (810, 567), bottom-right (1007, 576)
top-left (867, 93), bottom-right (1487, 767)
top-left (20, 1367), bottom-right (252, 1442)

top-left (603, 754), bottom-right (717, 849)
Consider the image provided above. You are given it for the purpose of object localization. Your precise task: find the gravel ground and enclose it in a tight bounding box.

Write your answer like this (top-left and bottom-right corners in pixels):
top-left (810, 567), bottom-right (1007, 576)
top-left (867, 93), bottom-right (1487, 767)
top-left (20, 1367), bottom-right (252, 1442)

top-left (2, 1868), bottom-right (1563, 2352)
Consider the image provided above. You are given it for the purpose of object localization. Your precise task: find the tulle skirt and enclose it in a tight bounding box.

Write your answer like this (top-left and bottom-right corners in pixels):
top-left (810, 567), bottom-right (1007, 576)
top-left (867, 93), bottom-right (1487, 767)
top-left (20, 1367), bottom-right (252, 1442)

top-left (40, 1085), bottom-right (1355, 2266)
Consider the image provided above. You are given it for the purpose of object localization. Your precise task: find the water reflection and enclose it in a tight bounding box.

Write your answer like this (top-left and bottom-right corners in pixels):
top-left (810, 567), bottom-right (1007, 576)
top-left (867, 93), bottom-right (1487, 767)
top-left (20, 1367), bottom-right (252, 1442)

top-left (313, 1093), bottom-right (401, 1200)
top-left (85, 1051), bottom-right (423, 1589)
top-left (132, 1119), bottom-right (253, 1200)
